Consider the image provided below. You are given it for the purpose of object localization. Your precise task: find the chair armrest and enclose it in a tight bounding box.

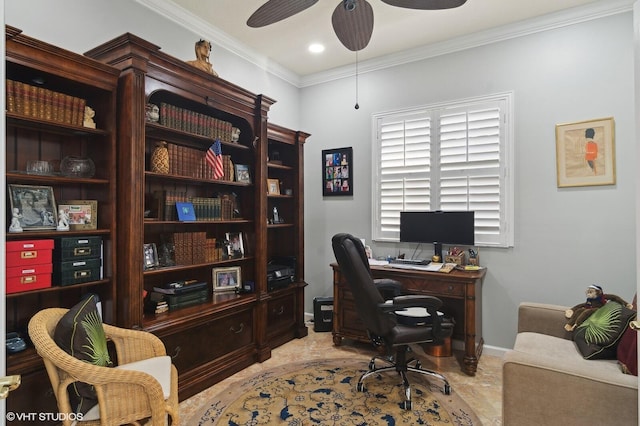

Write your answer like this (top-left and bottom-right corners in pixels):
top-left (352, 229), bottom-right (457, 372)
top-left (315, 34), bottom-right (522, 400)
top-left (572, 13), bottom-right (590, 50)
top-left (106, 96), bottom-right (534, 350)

top-left (103, 324), bottom-right (167, 364)
top-left (518, 302), bottom-right (573, 340)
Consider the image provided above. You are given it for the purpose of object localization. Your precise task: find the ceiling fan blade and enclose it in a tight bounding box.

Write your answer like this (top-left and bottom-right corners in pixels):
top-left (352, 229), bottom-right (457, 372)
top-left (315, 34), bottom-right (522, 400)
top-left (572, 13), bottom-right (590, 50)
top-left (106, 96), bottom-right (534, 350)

top-left (380, 0), bottom-right (467, 10)
top-left (247, 0), bottom-right (319, 27)
top-left (332, 0), bottom-right (374, 51)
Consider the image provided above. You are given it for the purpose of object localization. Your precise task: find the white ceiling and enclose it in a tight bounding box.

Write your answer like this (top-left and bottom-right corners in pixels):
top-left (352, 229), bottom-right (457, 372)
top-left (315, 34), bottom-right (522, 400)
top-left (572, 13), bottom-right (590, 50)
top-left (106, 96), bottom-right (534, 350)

top-left (142, 0), bottom-right (627, 84)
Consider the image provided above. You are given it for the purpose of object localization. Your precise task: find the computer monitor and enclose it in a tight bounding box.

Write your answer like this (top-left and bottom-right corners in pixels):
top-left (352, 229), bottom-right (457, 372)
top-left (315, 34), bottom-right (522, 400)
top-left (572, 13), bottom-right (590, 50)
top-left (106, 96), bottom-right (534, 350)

top-left (399, 211), bottom-right (475, 258)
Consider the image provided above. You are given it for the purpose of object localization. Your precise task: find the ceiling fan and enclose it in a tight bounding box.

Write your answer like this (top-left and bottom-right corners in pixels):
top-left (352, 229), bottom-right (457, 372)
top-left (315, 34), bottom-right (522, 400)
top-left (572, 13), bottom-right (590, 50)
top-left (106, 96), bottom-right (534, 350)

top-left (247, 0), bottom-right (468, 51)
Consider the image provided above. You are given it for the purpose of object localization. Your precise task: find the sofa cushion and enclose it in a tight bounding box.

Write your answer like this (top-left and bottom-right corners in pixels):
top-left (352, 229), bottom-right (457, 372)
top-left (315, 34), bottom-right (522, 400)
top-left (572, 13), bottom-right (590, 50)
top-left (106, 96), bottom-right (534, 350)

top-left (573, 301), bottom-right (636, 360)
top-left (53, 296), bottom-right (112, 414)
top-left (513, 332), bottom-right (636, 387)
top-left (617, 294), bottom-right (638, 375)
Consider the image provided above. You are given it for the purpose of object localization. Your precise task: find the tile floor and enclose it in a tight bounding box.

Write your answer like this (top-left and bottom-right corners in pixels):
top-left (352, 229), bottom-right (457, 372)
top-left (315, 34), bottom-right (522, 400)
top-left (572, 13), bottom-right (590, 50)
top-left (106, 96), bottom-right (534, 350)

top-left (180, 323), bottom-right (503, 425)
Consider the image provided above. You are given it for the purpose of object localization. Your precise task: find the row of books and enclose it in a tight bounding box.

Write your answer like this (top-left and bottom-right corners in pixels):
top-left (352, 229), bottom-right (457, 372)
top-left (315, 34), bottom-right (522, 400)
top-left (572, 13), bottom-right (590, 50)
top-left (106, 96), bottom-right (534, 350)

top-left (154, 190), bottom-right (236, 221)
top-left (171, 231), bottom-right (225, 265)
top-left (165, 142), bottom-right (234, 180)
top-left (158, 102), bottom-right (234, 142)
top-left (6, 79), bottom-right (87, 126)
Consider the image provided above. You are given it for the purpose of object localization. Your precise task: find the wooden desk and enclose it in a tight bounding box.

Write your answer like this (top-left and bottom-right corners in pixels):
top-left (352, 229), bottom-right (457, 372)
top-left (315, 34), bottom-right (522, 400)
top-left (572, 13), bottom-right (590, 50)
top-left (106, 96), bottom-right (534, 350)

top-left (331, 263), bottom-right (485, 376)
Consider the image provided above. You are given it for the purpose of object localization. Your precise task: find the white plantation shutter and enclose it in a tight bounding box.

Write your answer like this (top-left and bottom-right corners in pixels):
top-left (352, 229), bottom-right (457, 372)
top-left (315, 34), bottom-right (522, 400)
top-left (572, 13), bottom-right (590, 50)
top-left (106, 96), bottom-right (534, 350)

top-left (372, 93), bottom-right (513, 247)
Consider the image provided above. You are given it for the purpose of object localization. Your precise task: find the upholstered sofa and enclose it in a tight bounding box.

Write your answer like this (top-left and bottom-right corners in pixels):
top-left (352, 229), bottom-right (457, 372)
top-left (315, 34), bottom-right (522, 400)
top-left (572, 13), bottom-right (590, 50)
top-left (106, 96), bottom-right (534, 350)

top-left (502, 302), bottom-right (637, 426)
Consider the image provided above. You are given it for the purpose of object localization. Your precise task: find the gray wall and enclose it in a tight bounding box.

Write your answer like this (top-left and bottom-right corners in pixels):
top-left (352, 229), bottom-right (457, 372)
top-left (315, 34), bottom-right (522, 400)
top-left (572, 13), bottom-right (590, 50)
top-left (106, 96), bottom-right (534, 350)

top-left (301, 12), bottom-right (637, 351)
top-left (7, 1), bottom-right (637, 352)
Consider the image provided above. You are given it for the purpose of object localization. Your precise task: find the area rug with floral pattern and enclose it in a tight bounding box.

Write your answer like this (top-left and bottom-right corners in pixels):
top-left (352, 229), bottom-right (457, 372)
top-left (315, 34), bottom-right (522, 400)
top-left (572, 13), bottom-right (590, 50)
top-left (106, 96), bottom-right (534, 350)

top-left (189, 357), bottom-right (481, 425)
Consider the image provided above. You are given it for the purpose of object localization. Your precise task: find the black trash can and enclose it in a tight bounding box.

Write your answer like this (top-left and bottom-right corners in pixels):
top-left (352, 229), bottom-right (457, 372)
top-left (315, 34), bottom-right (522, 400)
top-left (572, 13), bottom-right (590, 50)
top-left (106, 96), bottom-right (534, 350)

top-left (313, 296), bottom-right (333, 332)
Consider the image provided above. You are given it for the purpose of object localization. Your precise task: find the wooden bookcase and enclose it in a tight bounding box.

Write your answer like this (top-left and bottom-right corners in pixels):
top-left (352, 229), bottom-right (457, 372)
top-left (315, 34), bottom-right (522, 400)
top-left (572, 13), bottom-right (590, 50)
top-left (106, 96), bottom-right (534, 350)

top-left (265, 123), bottom-right (310, 347)
top-left (85, 33), bottom-right (309, 399)
top-left (4, 26), bottom-right (120, 420)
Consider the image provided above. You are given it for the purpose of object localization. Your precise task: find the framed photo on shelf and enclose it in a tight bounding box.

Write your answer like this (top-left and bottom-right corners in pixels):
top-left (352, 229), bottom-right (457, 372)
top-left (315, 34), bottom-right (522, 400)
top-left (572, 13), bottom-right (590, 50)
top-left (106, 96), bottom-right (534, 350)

top-left (143, 243), bottom-right (159, 270)
top-left (8, 184), bottom-right (57, 231)
top-left (213, 266), bottom-right (241, 292)
top-left (267, 178), bottom-right (281, 195)
top-left (555, 117), bottom-right (616, 188)
top-left (59, 200), bottom-right (97, 230)
top-left (225, 232), bottom-right (244, 257)
top-left (322, 147), bottom-right (353, 196)
top-left (234, 164), bottom-right (251, 184)
top-left (176, 202), bottom-right (196, 221)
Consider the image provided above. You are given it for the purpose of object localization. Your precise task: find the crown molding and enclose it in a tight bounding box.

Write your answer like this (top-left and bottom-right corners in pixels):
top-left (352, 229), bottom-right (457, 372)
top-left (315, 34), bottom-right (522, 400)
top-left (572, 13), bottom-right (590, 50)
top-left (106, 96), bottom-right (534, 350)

top-left (137, 0), bottom-right (633, 89)
top-left (134, 0), bottom-right (302, 87)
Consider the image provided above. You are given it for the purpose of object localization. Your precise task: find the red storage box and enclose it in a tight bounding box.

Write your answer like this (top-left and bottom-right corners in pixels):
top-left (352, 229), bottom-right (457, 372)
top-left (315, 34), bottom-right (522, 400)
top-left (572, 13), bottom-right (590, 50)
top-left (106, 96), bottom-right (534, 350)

top-left (6, 239), bottom-right (53, 294)
top-left (6, 263), bottom-right (53, 293)
top-left (6, 239), bottom-right (54, 267)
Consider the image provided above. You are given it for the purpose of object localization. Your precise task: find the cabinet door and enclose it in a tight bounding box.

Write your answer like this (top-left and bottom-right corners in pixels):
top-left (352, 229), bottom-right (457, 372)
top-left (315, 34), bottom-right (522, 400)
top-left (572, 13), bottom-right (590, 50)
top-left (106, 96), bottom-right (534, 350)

top-left (6, 369), bottom-right (58, 425)
top-left (161, 308), bottom-right (254, 373)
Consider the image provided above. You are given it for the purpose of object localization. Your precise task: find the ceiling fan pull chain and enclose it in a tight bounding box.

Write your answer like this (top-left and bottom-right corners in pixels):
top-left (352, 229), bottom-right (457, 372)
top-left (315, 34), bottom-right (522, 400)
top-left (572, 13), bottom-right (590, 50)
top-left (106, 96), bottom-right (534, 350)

top-left (354, 50), bottom-right (360, 110)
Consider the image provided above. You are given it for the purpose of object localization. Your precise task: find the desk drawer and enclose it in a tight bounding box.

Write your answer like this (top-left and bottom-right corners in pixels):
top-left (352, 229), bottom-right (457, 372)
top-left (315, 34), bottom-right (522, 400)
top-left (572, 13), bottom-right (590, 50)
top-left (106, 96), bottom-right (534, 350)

top-left (402, 279), bottom-right (465, 297)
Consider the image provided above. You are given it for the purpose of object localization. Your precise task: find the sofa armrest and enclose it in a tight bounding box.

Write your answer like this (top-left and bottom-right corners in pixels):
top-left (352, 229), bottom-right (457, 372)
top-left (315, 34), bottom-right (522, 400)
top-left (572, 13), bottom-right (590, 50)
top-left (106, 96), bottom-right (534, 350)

top-left (517, 302), bottom-right (573, 340)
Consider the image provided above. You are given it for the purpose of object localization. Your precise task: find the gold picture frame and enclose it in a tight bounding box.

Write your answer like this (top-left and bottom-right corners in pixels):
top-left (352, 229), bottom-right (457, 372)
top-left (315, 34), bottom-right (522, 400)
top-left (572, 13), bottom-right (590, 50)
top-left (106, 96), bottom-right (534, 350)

top-left (212, 266), bottom-right (241, 292)
top-left (267, 178), bottom-right (281, 195)
top-left (555, 117), bottom-right (615, 188)
top-left (59, 200), bottom-right (98, 230)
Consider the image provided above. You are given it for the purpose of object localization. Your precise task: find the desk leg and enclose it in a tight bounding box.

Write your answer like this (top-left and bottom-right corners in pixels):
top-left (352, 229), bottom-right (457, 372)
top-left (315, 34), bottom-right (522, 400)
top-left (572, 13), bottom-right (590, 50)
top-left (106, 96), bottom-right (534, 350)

top-left (462, 337), bottom-right (483, 376)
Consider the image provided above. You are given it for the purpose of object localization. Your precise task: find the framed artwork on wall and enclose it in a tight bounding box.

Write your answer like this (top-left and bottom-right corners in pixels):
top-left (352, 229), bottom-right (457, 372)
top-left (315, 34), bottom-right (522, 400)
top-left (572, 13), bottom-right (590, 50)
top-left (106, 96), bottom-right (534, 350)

top-left (322, 147), bottom-right (353, 196)
top-left (555, 117), bottom-right (615, 188)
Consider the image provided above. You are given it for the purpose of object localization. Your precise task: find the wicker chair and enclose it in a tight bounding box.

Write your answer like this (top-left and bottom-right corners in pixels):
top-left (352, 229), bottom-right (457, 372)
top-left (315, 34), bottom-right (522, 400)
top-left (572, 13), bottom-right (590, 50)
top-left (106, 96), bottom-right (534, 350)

top-left (28, 308), bottom-right (179, 425)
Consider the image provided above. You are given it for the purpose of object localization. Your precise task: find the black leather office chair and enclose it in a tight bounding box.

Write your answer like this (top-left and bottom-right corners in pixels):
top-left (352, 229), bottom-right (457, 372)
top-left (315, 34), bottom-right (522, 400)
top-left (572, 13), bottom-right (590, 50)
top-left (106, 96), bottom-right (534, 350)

top-left (331, 233), bottom-right (454, 410)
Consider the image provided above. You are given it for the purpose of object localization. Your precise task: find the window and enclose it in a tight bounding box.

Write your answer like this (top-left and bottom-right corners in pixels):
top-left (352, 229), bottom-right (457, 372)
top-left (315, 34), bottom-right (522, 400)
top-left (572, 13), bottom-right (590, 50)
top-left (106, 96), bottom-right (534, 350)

top-left (372, 92), bottom-right (514, 247)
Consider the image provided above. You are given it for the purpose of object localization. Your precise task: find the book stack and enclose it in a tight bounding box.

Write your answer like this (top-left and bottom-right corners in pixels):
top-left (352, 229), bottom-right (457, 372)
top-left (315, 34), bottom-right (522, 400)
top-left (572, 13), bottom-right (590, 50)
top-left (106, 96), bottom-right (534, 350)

top-left (152, 280), bottom-right (209, 311)
top-left (6, 79), bottom-right (87, 126)
top-left (158, 102), bottom-right (233, 142)
top-left (155, 191), bottom-right (237, 222)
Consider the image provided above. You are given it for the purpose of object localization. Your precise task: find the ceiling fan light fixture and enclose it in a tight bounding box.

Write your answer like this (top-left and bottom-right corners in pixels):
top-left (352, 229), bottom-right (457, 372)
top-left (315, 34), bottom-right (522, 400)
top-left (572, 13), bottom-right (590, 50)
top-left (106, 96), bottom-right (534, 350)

top-left (308, 43), bottom-right (325, 53)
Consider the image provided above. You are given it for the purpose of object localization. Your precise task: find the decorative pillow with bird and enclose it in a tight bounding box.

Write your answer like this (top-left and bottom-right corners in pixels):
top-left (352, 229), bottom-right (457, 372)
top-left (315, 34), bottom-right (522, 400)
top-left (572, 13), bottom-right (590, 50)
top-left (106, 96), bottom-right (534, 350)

top-left (54, 295), bottom-right (112, 414)
top-left (573, 300), bottom-right (636, 360)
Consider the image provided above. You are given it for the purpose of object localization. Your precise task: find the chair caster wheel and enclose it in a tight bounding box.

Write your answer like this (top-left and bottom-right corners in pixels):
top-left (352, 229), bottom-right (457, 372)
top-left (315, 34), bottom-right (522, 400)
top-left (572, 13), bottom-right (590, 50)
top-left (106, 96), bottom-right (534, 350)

top-left (444, 384), bottom-right (451, 395)
top-left (368, 360), bottom-right (375, 370)
top-left (402, 400), bottom-right (412, 410)
top-left (415, 361), bottom-right (422, 370)
top-left (357, 383), bottom-right (366, 392)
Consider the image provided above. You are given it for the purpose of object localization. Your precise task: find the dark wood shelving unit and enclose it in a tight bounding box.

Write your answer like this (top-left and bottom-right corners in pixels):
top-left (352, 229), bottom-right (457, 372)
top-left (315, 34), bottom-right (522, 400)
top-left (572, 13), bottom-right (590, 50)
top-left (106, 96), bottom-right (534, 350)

top-left (4, 25), bottom-right (120, 421)
top-left (85, 32), bottom-right (309, 400)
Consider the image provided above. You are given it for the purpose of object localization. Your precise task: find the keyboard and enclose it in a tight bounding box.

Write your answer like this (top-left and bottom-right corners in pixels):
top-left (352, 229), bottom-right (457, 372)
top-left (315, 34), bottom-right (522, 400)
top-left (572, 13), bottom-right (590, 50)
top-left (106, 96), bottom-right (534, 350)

top-left (386, 263), bottom-right (438, 271)
top-left (389, 258), bottom-right (430, 266)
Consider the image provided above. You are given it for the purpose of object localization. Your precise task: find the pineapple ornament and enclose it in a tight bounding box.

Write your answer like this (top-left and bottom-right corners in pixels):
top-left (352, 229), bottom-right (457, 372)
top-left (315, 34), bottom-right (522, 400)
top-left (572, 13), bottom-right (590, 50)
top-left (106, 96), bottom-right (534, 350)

top-left (151, 141), bottom-right (170, 174)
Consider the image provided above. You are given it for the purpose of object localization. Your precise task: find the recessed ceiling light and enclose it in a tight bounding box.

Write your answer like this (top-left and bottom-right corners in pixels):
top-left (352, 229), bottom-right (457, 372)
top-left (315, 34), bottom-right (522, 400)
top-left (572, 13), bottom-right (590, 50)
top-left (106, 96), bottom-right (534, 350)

top-left (308, 43), bottom-right (325, 54)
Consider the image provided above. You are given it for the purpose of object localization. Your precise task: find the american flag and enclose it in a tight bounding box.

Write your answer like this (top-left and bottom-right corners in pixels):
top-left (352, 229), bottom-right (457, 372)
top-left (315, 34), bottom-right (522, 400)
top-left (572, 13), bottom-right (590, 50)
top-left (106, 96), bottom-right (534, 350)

top-left (206, 139), bottom-right (224, 179)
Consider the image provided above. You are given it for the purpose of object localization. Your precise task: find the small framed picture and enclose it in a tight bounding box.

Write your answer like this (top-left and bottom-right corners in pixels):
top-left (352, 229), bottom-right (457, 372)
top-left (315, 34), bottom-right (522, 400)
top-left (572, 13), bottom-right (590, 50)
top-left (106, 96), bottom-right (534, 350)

top-left (213, 266), bottom-right (241, 292)
top-left (235, 164), bottom-right (251, 184)
top-left (322, 147), bottom-right (353, 196)
top-left (267, 178), bottom-right (281, 195)
top-left (143, 243), bottom-right (159, 270)
top-left (176, 202), bottom-right (196, 221)
top-left (8, 184), bottom-right (57, 231)
top-left (225, 232), bottom-right (244, 257)
top-left (59, 200), bottom-right (98, 230)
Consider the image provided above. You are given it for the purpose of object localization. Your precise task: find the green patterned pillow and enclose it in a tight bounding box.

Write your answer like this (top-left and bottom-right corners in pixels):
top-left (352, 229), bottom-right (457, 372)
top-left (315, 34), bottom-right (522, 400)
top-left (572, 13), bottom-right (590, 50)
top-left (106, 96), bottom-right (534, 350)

top-left (573, 301), bottom-right (636, 360)
top-left (54, 296), bottom-right (112, 414)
